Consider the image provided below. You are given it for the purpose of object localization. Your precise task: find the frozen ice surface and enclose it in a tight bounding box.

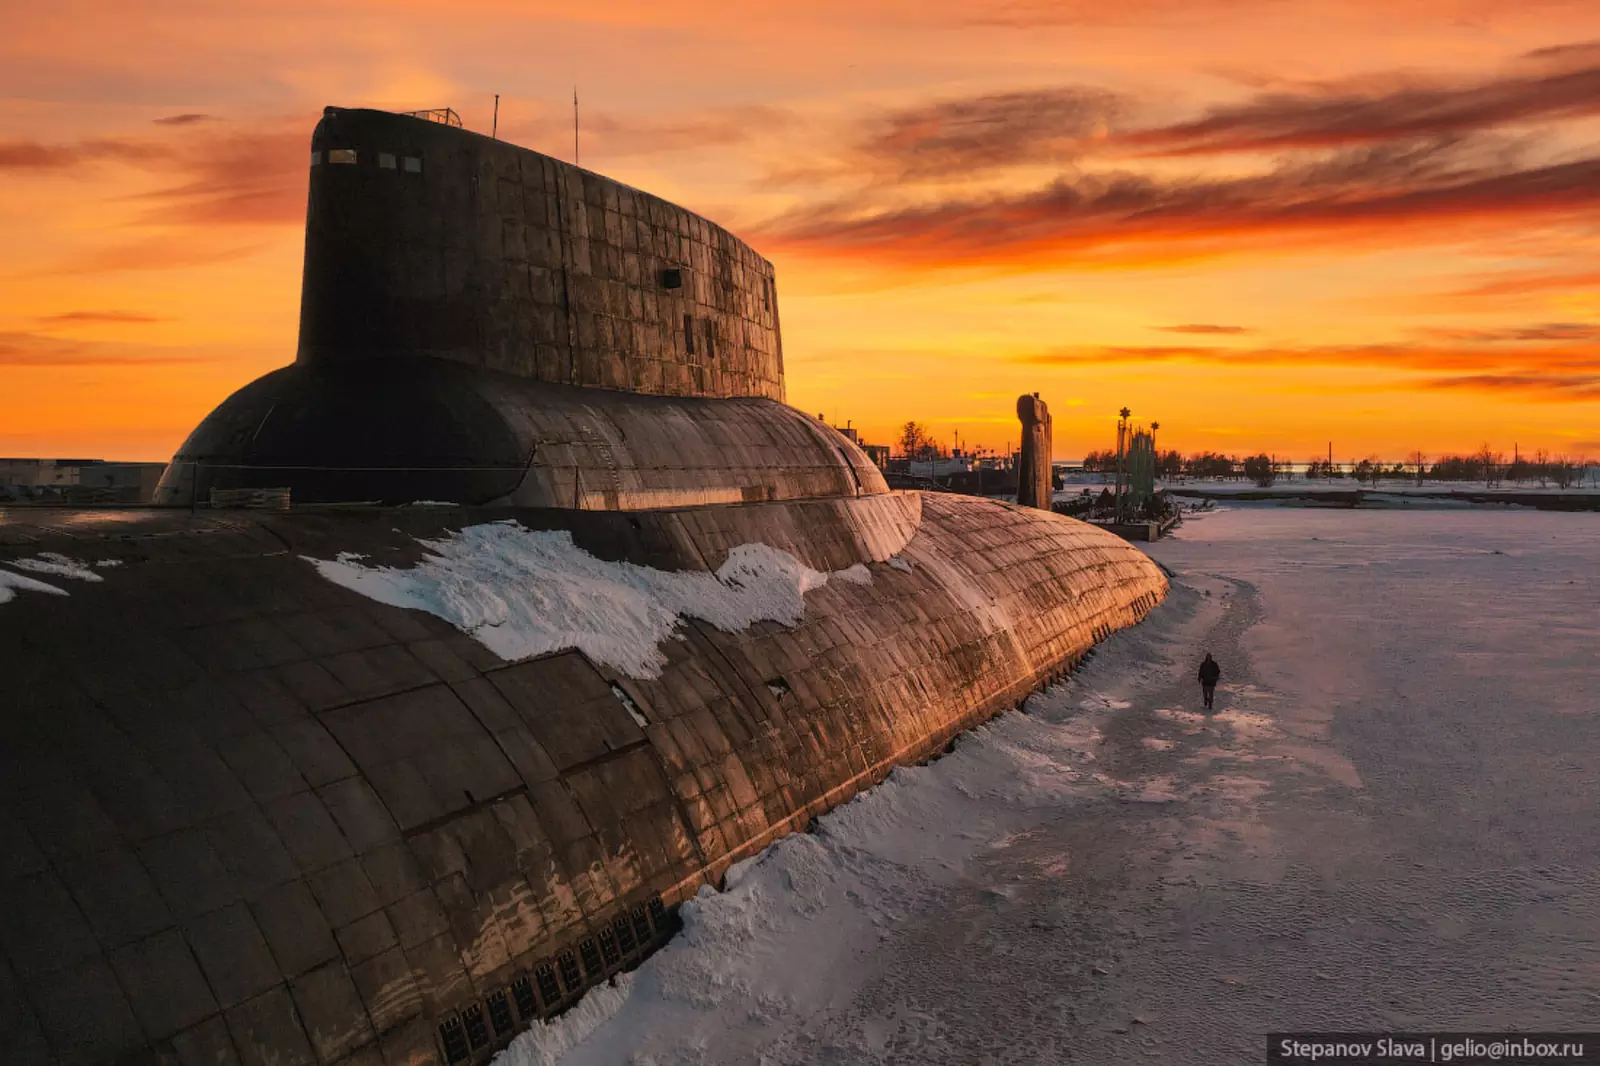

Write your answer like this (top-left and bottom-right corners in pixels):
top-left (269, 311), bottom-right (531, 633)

top-left (305, 520), bottom-right (865, 679)
top-left (510, 507), bottom-right (1599, 1065)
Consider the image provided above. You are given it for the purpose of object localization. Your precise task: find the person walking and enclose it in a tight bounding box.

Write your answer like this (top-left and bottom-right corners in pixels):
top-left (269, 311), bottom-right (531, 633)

top-left (1198, 653), bottom-right (1221, 711)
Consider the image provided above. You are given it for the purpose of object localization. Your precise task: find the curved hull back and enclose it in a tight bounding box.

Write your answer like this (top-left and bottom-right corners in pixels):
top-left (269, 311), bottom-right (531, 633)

top-left (154, 360), bottom-right (887, 509)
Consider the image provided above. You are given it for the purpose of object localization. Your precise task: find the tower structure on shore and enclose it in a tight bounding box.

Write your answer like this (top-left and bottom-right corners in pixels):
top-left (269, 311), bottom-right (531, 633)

top-left (1016, 392), bottom-right (1053, 510)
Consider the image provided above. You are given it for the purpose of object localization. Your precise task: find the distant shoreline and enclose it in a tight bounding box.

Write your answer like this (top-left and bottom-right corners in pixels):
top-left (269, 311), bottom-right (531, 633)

top-left (1166, 485), bottom-right (1600, 512)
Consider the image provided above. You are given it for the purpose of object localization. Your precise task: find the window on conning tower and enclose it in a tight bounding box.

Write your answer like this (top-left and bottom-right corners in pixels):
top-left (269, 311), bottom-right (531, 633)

top-left (379, 152), bottom-right (396, 169)
top-left (328, 148), bottom-right (357, 164)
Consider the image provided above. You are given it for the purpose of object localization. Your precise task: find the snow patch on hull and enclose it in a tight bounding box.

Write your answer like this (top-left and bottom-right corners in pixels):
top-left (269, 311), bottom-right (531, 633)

top-left (304, 520), bottom-right (877, 679)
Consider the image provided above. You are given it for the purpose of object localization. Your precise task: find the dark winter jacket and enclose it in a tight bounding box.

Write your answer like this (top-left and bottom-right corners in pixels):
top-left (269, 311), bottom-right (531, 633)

top-left (1198, 659), bottom-right (1221, 685)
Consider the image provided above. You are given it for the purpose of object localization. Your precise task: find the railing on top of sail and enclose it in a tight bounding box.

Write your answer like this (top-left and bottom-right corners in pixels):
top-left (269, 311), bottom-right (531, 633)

top-left (400, 108), bottom-right (463, 128)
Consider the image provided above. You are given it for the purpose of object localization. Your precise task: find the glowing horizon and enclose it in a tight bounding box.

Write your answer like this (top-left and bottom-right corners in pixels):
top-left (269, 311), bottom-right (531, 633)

top-left (4, 0), bottom-right (1599, 462)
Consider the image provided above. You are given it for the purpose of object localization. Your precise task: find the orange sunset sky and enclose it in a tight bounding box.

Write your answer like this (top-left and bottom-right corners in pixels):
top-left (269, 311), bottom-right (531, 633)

top-left (4, 0), bottom-right (1600, 462)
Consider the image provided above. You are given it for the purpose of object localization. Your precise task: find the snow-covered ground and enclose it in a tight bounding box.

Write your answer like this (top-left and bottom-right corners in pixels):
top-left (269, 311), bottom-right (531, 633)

top-left (502, 507), bottom-right (1599, 1065)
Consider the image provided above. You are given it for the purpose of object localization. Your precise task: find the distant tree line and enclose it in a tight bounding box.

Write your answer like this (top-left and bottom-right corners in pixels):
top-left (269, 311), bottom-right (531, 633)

top-left (901, 425), bottom-right (1594, 489)
top-left (1081, 444), bottom-right (1593, 490)
top-left (1412, 447), bottom-right (1588, 489)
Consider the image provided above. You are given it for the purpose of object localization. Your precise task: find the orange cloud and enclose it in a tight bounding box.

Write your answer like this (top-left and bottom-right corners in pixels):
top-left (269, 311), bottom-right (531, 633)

top-left (1447, 268), bottom-right (1600, 299)
top-left (812, 88), bottom-right (1123, 184)
top-left (1421, 373), bottom-right (1600, 399)
top-left (37, 310), bottom-right (165, 326)
top-left (506, 104), bottom-right (795, 160)
top-left (1415, 322), bottom-right (1600, 342)
top-left (129, 123), bottom-right (310, 227)
top-left (1117, 60), bottom-right (1600, 157)
top-left (759, 153), bottom-right (1600, 270)
top-left (965, 0), bottom-right (1593, 27)
top-left (0, 137), bottom-right (169, 169)
top-left (2, 118), bottom-right (308, 226)
top-left (1153, 324), bottom-right (1252, 334)
top-left (1019, 335), bottom-right (1600, 401)
top-left (55, 234), bottom-right (268, 275)
top-left (0, 331), bottom-right (209, 366)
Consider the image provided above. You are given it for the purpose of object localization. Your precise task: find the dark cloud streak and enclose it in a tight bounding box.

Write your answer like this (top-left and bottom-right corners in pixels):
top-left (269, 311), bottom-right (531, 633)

top-left (1417, 322), bottom-right (1600, 342)
top-left (846, 87), bottom-right (1122, 181)
top-left (1154, 323), bottom-right (1252, 334)
top-left (39, 311), bottom-right (165, 325)
top-left (0, 331), bottom-right (206, 367)
top-left (1023, 339), bottom-right (1600, 370)
top-left (1119, 62), bottom-right (1600, 157)
top-left (0, 137), bottom-right (170, 170)
top-left (761, 152), bottom-right (1600, 267)
top-left (1421, 372), bottom-right (1600, 398)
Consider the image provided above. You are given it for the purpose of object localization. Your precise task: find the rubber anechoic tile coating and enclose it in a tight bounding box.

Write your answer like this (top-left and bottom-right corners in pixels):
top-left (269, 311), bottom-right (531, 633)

top-left (0, 493), bottom-right (1165, 1066)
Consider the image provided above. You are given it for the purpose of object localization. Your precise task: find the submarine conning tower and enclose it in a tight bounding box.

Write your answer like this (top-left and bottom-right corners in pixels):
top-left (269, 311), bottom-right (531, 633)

top-left (297, 107), bottom-right (783, 397)
top-left (155, 105), bottom-right (883, 508)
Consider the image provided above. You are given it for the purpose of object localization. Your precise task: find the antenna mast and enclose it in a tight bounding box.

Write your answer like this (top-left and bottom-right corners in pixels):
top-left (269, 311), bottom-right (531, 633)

top-left (573, 87), bottom-right (579, 166)
top-left (492, 93), bottom-right (499, 140)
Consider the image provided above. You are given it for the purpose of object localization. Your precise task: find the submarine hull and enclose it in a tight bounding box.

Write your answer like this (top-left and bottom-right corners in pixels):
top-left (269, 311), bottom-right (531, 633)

top-left (0, 494), bottom-right (1164, 1066)
top-left (1, 104), bottom-right (1171, 1066)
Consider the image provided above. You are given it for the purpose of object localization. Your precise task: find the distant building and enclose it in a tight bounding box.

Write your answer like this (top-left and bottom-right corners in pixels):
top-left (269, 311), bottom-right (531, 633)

top-left (1, 458), bottom-right (167, 504)
top-left (908, 456), bottom-right (973, 478)
top-left (826, 420), bottom-right (891, 470)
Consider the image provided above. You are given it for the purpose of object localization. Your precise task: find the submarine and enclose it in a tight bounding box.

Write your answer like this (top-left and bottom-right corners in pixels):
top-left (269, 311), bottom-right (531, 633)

top-left (0, 106), bottom-right (1166, 1066)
